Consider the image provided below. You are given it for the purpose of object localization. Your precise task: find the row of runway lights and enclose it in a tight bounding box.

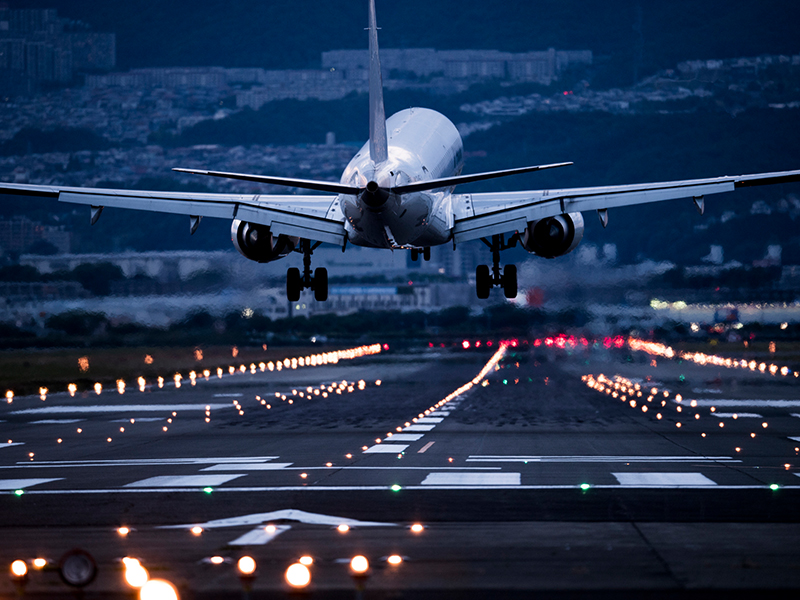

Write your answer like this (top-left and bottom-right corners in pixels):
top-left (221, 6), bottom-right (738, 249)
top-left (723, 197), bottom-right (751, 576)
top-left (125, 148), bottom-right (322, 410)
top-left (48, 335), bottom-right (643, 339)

top-left (375, 342), bottom-right (509, 462)
top-left (582, 373), bottom-right (798, 469)
top-left (628, 337), bottom-right (797, 378)
top-left (9, 523), bottom-right (424, 597)
top-left (4, 344), bottom-right (384, 403)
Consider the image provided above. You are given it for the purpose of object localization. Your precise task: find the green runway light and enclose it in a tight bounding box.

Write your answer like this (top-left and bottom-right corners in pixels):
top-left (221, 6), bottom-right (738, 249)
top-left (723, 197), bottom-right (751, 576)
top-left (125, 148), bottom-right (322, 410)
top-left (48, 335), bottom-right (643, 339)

top-left (391, 484), bottom-right (402, 492)
top-left (580, 483), bottom-right (591, 491)
top-left (503, 379), bottom-right (507, 385)
top-left (769, 484), bottom-right (780, 491)
top-left (14, 489), bottom-right (23, 496)
top-left (203, 487), bottom-right (214, 494)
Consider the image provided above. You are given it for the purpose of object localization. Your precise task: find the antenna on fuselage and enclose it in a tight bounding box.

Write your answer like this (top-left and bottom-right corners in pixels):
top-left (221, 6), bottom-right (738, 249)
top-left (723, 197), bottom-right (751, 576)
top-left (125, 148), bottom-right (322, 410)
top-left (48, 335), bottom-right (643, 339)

top-left (367, 0), bottom-right (388, 165)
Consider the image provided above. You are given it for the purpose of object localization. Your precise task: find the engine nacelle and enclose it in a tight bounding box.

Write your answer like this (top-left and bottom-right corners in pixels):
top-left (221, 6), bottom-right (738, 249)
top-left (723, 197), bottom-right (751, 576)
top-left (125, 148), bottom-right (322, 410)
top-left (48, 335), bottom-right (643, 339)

top-left (520, 212), bottom-right (584, 259)
top-left (231, 219), bottom-right (297, 263)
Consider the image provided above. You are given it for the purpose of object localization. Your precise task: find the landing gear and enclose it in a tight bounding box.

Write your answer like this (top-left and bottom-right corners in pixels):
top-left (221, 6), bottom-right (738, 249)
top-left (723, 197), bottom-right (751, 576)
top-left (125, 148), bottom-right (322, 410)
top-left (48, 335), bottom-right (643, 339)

top-left (286, 239), bottom-right (328, 301)
top-left (475, 234), bottom-right (518, 299)
top-left (410, 247), bottom-right (431, 261)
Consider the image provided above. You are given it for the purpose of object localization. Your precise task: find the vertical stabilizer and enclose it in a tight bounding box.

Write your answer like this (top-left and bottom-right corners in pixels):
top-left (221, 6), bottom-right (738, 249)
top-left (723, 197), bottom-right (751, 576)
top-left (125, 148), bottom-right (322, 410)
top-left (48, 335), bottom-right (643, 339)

top-left (368, 0), bottom-right (388, 164)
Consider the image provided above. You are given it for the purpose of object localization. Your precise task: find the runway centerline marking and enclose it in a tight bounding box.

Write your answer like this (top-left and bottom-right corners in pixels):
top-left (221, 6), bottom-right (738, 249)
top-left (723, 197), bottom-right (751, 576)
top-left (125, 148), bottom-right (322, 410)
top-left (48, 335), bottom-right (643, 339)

top-left (125, 474), bottom-right (246, 488)
top-left (364, 444), bottom-right (408, 454)
top-left (612, 472), bottom-right (717, 486)
top-left (467, 455), bottom-right (741, 463)
top-left (0, 478), bottom-right (63, 489)
top-left (418, 441), bottom-right (435, 453)
top-left (11, 403), bottom-right (231, 415)
top-left (229, 525), bottom-right (291, 546)
top-left (421, 472), bottom-right (521, 486)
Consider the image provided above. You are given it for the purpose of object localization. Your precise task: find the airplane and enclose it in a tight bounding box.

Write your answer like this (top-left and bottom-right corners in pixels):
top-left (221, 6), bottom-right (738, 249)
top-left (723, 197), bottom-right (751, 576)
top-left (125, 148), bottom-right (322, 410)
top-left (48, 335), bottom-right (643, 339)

top-left (2, 0), bottom-right (799, 303)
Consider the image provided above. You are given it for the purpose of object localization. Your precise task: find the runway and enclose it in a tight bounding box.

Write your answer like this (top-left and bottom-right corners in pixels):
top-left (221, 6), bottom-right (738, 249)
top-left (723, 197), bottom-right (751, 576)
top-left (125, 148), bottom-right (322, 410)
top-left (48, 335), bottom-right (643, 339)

top-left (1, 338), bottom-right (799, 598)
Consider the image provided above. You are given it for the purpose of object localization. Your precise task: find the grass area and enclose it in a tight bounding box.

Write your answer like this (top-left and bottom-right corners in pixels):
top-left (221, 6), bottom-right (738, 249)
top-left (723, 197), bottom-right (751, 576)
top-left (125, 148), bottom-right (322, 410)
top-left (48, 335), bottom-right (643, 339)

top-left (0, 344), bottom-right (340, 397)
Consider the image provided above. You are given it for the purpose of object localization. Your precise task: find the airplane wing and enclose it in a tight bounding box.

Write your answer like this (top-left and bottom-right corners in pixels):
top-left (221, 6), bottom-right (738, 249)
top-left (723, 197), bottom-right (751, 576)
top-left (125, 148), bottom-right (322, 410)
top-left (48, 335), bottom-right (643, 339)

top-left (0, 182), bottom-right (345, 246)
top-left (452, 169), bottom-right (800, 244)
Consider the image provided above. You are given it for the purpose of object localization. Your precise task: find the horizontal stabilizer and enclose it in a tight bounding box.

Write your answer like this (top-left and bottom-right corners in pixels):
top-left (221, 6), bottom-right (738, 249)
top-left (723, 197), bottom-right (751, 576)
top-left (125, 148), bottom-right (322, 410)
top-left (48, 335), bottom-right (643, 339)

top-left (392, 162), bottom-right (573, 194)
top-left (173, 168), bottom-right (359, 195)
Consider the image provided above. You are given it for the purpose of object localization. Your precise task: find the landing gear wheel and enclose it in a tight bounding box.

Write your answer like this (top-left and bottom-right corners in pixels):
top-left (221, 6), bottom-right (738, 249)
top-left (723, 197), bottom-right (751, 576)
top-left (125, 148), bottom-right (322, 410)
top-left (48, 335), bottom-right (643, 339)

top-left (476, 264), bottom-right (491, 299)
top-left (410, 248), bottom-right (419, 261)
top-left (423, 247), bottom-right (431, 261)
top-left (502, 264), bottom-right (517, 299)
top-left (314, 267), bottom-right (328, 301)
top-left (286, 267), bottom-right (302, 302)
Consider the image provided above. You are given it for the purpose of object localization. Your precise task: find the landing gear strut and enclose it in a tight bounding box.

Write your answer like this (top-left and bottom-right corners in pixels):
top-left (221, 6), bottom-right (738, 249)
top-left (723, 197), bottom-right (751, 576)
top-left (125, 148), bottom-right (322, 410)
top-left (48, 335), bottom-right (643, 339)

top-left (287, 239), bottom-right (328, 302)
top-left (410, 247), bottom-right (431, 261)
top-left (475, 234), bottom-right (518, 299)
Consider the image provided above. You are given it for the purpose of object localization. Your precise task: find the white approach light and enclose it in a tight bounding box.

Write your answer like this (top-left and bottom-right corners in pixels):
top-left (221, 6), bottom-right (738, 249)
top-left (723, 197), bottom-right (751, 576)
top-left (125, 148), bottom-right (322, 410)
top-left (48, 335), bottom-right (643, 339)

top-left (139, 578), bottom-right (179, 600)
top-left (285, 563), bottom-right (311, 588)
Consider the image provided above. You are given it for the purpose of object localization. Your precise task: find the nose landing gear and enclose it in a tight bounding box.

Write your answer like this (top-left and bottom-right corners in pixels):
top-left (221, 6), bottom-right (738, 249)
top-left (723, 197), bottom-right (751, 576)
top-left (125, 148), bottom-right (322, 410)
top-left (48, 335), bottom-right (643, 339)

top-left (287, 239), bottom-right (328, 302)
top-left (475, 234), bottom-right (518, 299)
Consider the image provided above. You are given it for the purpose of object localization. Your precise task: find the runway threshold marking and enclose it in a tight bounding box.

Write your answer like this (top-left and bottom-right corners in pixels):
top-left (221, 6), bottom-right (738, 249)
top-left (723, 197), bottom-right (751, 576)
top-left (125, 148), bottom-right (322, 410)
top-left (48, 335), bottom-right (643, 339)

top-left (0, 478), bottom-right (63, 489)
top-left (418, 441), bottom-right (435, 453)
top-left (229, 524), bottom-right (291, 546)
top-left (384, 433), bottom-right (424, 441)
top-left (421, 472), bottom-right (521, 486)
top-left (201, 463), bottom-right (293, 471)
top-left (467, 455), bottom-right (741, 463)
top-left (124, 474), bottom-right (247, 488)
top-left (612, 472), bottom-right (717, 486)
top-left (364, 444), bottom-right (408, 454)
top-left (403, 424), bottom-right (436, 431)
top-left (416, 417), bottom-right (444, 423)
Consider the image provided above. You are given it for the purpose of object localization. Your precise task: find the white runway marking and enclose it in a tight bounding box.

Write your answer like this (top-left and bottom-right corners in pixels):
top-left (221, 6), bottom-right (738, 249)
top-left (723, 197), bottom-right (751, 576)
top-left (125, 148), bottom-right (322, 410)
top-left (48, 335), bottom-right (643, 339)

top-left (0, 442), bottom-right (24, 449)
top-left (713, 413), bottom-right (763, 418)
top-left (162, 509), bottom-right (395, 529)
top-left (10, 456), bottom-right (277, 468)
top-left (229, 525), bottom-right (291, 546)
top-left (612, 472), bottom-right (717, 486)
top-left (421, 472), bottom-right (521, 486)
top-left (125, 474), bottom-right (246, 488)
top-left (213, 393), bottom-right (243, 397)
top-left (428, 411), bottom-right (450, 416)
top-left (416, 417), bottom-right (443, 423)
top-left (789, 437), bottom-right (800, 443)
top-left (688, 400), bottom-right (800, 408)
top-left (792, 414), bottom-right (800, 420)
top-left (467, 455), bottom-right (740, 463)
top-left (364, 444), bottom-right (408, 454)
top-left (384, 433), bottom-right (424, 441)
top-left (30, 419), bottom-right (85, 424)
top-left (110, 417), bottom-right (164, 422)
top-left (12, 403), bottom-right (231, 415)
top-left (201, 463), bottom-right (292, 471)
top-left (0, 478), bottom-right (62, 489)
top-left (418, 441), bottom-right (435, 453)
top-left (403, 424), bottom-right (436, 431)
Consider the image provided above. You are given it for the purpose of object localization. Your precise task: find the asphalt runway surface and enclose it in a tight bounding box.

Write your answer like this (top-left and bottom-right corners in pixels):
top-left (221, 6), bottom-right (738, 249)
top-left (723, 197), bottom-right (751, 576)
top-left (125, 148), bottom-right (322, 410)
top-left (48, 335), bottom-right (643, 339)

top-left (1, 339), bottom-right (799, 599)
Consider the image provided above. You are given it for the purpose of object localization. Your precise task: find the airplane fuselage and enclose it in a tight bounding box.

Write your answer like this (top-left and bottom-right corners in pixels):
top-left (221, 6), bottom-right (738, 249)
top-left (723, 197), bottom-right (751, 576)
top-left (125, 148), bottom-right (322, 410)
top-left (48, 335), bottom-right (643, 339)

top-left (338, 107), bottom-right (464, 249)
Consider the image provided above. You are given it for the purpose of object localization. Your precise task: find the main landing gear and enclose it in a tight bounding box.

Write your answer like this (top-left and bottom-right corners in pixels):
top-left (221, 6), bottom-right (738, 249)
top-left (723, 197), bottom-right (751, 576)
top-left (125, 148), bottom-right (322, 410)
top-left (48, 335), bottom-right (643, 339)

top-left (475, 234), bottom-right (518, 300)
top-left (410, 247), bottom-right (431, 261)
top-left (287, 239), bottom-right (328, 302)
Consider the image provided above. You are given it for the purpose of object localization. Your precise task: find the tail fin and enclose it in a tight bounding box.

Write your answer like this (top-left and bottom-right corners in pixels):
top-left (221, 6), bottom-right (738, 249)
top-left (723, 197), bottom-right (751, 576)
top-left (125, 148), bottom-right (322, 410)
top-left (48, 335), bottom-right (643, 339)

top-left (368, 0), bottom-right (388, 164)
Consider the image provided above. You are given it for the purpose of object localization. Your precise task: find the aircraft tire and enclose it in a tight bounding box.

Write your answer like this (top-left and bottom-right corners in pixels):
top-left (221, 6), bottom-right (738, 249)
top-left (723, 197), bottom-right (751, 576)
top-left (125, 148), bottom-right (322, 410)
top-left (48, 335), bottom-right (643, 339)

top-left (476, 265), bottom-right (491, 299)
top-left (287, 267), bottom-right (302, 301)
top-left (503, 264), bottom-right (517, 299)
top-left (423, 247), bottom-right (431, 261)
top-left (314, 267), bottom-right (328, 301)
top-left (410, 249), bottom-right (419, 261)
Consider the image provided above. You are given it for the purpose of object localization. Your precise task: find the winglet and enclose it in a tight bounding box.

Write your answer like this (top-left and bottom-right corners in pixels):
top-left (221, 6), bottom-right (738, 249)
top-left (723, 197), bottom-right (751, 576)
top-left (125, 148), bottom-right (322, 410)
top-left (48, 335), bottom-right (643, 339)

top-left (368, 0), bottom-right (388, 164)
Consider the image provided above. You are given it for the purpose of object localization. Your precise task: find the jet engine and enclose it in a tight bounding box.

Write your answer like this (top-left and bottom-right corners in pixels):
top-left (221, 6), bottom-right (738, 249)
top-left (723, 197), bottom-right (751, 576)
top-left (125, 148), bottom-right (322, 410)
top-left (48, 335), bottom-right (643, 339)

top-left (231, 219), bottom-right (297, 263)
top-left (520, 212), bottom-right (584, 258)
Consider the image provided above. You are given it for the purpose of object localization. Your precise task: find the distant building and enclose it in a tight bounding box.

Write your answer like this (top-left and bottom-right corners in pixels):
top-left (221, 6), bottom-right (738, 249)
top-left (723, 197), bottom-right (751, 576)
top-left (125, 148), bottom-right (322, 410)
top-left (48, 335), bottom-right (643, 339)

top-left (0, 216), bottom-right (70, 254)
top-left (0, 7), bottom-right (115, 85)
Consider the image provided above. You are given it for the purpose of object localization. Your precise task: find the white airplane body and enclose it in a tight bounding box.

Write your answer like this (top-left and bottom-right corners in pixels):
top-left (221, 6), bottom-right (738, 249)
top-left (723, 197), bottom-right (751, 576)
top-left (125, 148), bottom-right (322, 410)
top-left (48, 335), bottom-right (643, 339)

top-left (2, 0), bottom-right (800, 301)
